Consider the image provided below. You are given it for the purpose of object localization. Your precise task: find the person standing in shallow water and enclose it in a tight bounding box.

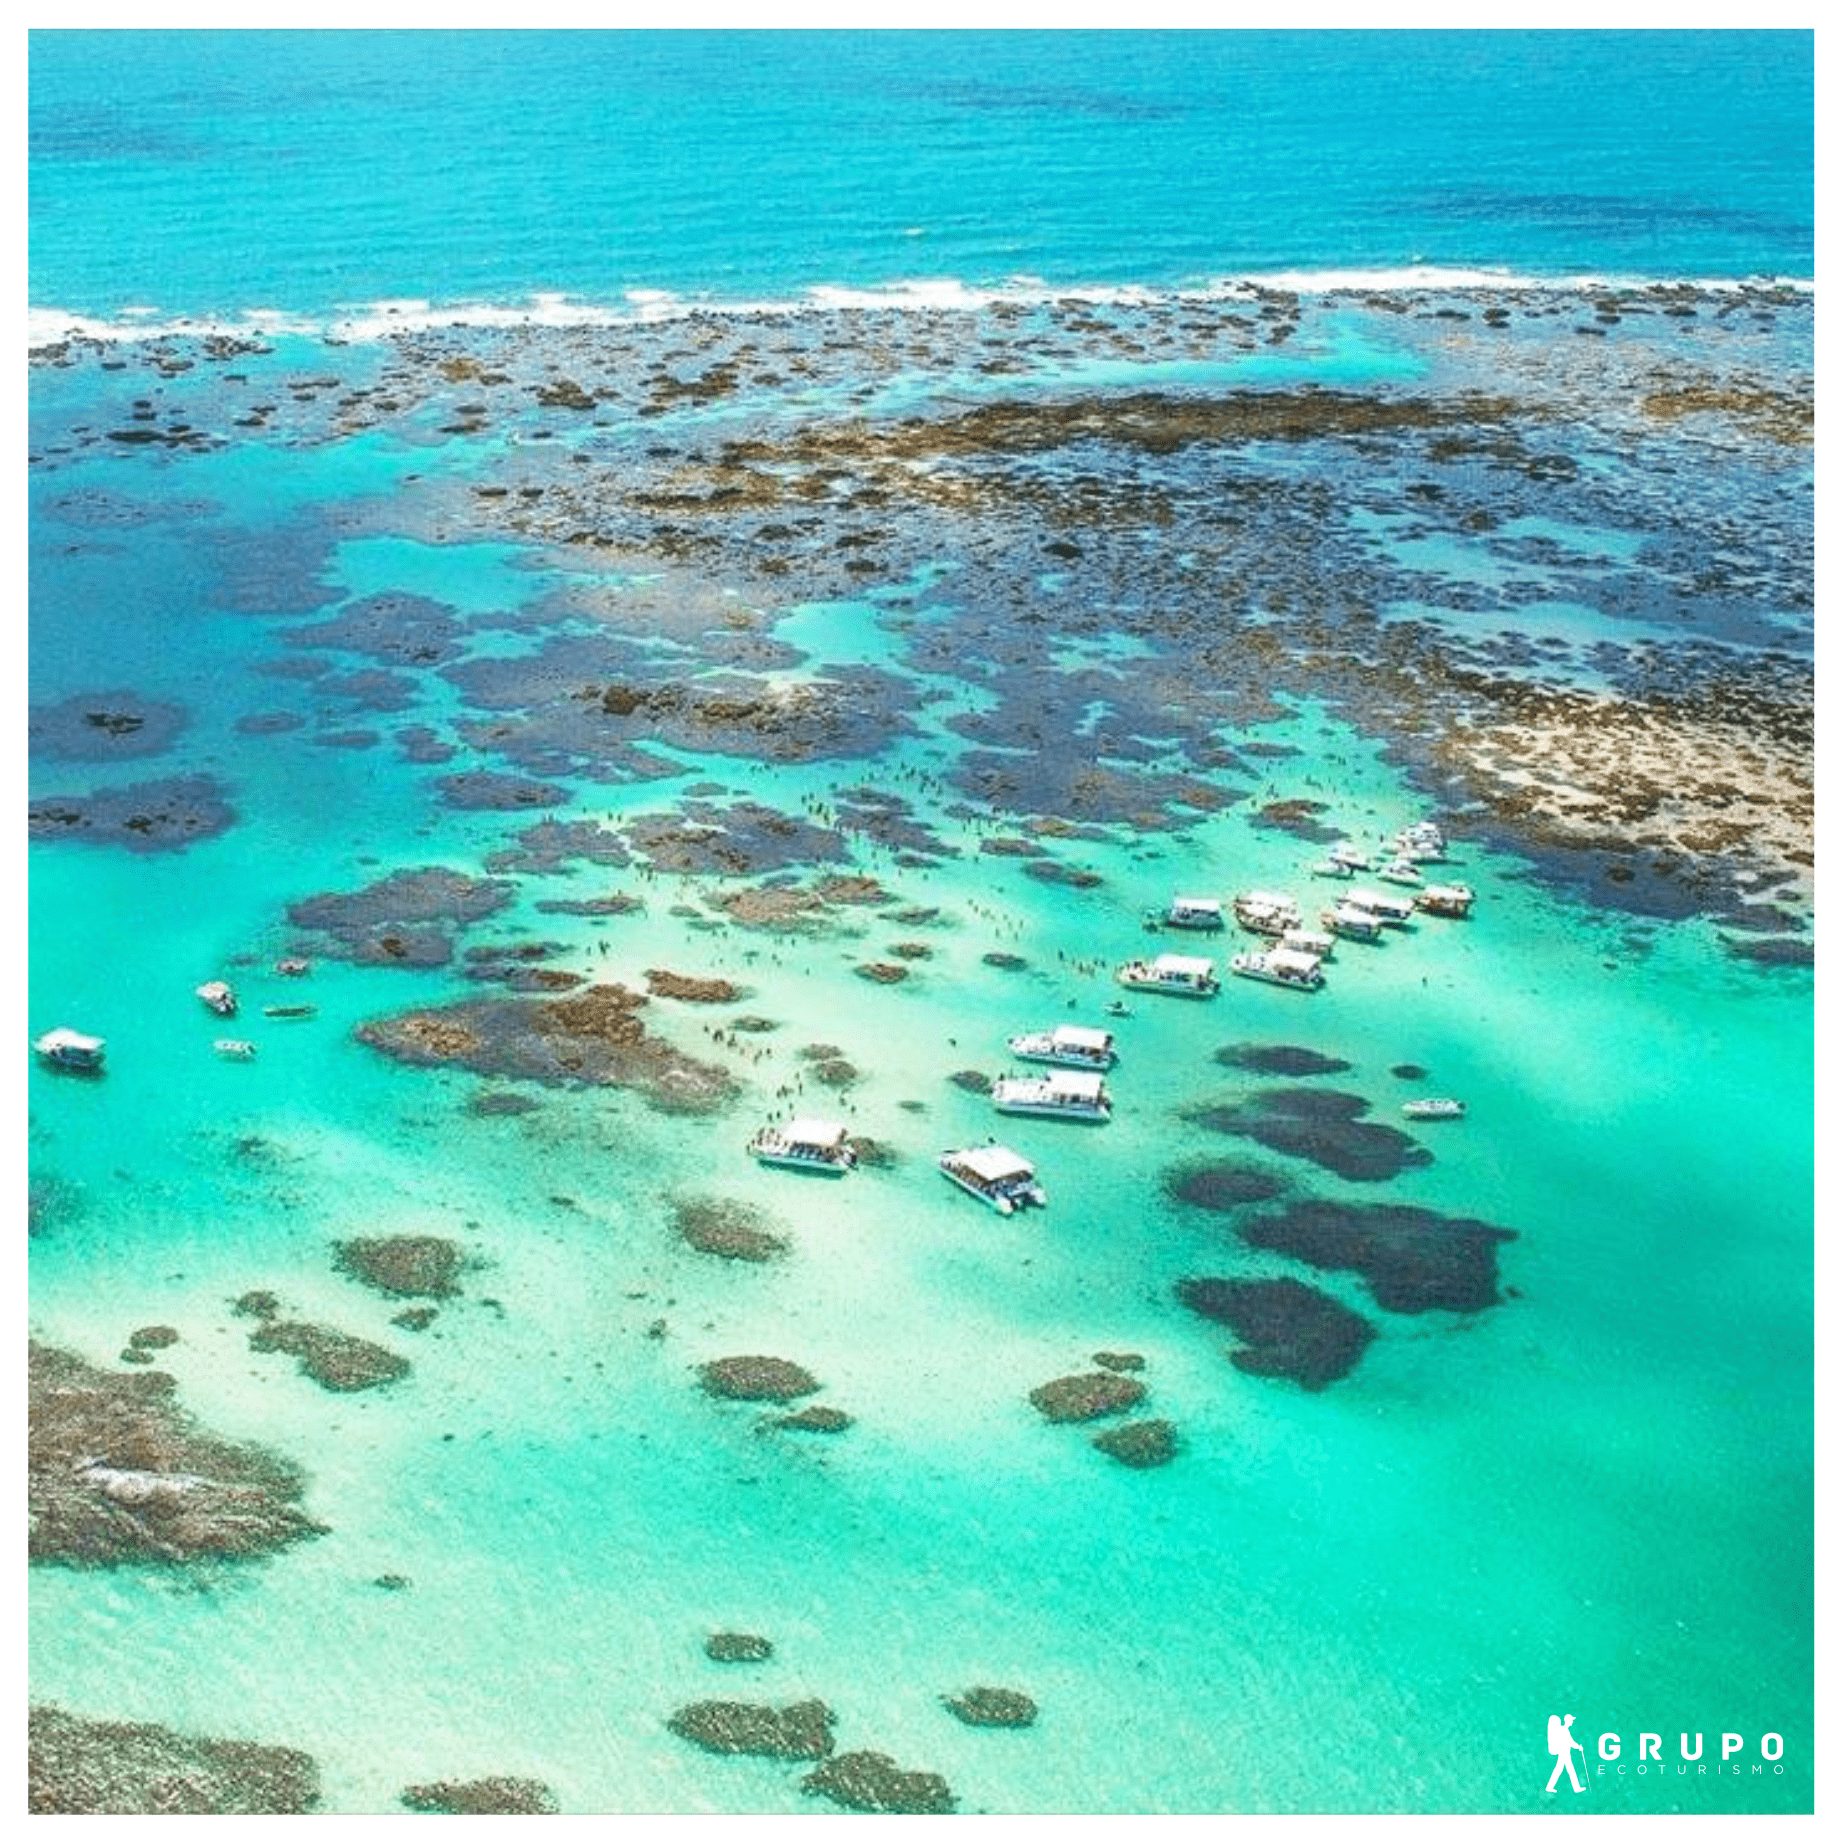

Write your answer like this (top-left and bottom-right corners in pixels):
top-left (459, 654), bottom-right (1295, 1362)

top-left (1546, 1713), bottom-right (1586, 1792)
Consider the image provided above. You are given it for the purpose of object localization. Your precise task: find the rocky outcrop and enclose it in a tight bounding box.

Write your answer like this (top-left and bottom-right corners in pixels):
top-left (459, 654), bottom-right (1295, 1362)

top-left (400, 1777), bottom-right (559, 1814)
top-left (1027, 1372), bottom-right (1147, 1423)
top-left (943, 1686), bottom-right (1038, 1728)
top-left (696, 1357), bottom-right (820, 1402)
top-left (247, 1321), bottom-right (410, 1392)
top-left (667, 1699), bottom-right (835, 1759)
top-left (801, 1750), bottom-right (955, 1814)
top-left (332, 1235), bottom-right (465, 1299)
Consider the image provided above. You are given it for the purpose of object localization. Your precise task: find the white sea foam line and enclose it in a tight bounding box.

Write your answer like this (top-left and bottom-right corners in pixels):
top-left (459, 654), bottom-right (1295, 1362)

top-left (26, 267), bottom-right (1815, 352)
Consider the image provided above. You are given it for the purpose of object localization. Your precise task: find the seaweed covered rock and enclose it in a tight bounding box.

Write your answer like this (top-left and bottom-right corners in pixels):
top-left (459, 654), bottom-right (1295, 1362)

top-left (127, 1325), bottom-right (180, 1351)
top-left (645, 968), bottom-right (743, 1004)
top-left (801, 1750), bottom-right (956, 1814)
top-left (29, 1342), bottom-right (325, 1567)
top-left (29, 1706), bottom-right (320, 1814)
top-left (944, 1686), bottom-right (1038, 1728)
top-left (400, 1777), bottom-right (559, 1814)
top-left (1027, 1372), bottom-right (1147, 1423)
top-left (1092, 1418), bottom-right (1179, 1469)
top-left (705, 1632), bottom-right (774, 1663)
top-left (667, 1698), bottom-right (835, 1759)
top-left (697, 1356), bottom-right (820, 1401)
top-left (247, 1320), bottom-right (410, 1392)
top-left (769, 1405), bottom-right (854, 1433)
top-left (673, 1195), bottom-right (790, 1262)
top-left (1091, 1350), bottom-right (1145, 1373)
top-left (332, 1235), bottom-right (465, 1299)
top-left (1175, 1276), bottom-right (1375, 1390)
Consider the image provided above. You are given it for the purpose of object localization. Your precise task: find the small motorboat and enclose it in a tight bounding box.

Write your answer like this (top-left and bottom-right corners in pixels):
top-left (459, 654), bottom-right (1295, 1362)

top-left (196, 980), bottom-right (238, 1017)
top-left (275, 958), bottom-right (312, 977)
top-left (263, 1004), bottom-right (318, 1020)
top-left (34, 1027), bottom-right (106, 1073)
top-left (213, 1039), bottom-right (258, 1060)
top-left (1401, 1097), bottom-right (1466, 1121)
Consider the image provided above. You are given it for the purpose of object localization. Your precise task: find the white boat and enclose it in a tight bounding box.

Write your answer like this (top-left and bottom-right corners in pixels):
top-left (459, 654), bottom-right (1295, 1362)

top-left (1230, 947), bottom-right (1325, 992)
top-left (1279, 926), bottom-right (1335, 961)
top-left (747, 1117), bottom-right (857, 1175)
top-left (213, 1038), bottom-right (258, 1060)
top-left (1116, 953), bottom-right (1220, 997)
top-left (196, 980), bottom-right (238, 1017)
top-left (1232, 890), bottom-right (1301, 936)
top-left (1006, 1024), bottom-right (1117, 1070)
top-left (34, 1027), bottom-right (106, 1072)
top-left (1146, 896), bottom-right (1225, 932)
top-left (1309, 857), bottom-right (1356, 879)
top-left (939, 1144), bottom-right (1047, 1214)
top-left (991, 1069), bottom-right (1112, 1122)
top-left (1322, 904), bottom-right (1384, 942)
top-left (1329, 842), bottom-right (1372, 871)
top-left (1392, 835), bottom-right (1449, 864)
top-left (1402, 1097), bottom-right (1466, 1120)
top-left (1415, 883), bottom-right (1476, 919)
top-left (1346, 888), bottom-right (1416, 926)
top-left (1376, 859), bottom-right (1424, 887)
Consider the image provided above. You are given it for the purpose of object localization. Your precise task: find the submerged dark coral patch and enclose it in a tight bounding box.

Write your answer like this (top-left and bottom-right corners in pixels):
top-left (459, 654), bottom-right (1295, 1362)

top-left (1092, 1419), bottom-right (1179, 1468)
top-left (287, 866), bottom-right (515, 968)
top-left (434, 770), bottom-right (572, 810)
top-left (1174, 1275), bottom-right (1375, 1390)
top-left (29, 1341), bottom-right (325, 1567)
top-left (29, 1706), bottom-right (321, 1814)
top-left (1187, 1088), bottom-right (1432, 1183)
top-left (1238, 1198), bottom-right (1516, 1313)
top-left (1215, 1043), bottom-right (1354, 1077)
top-left (29, 774), bottom-right (236, 853)
top-left (705, 1632), bottom-right (774, 1663)
top-left (29, 690), bottom-right (189, 761)
top-left (944, 1687), bottom-right (1038, 1729)
top-left (1164, 1162), bottom-right (1287, 1212)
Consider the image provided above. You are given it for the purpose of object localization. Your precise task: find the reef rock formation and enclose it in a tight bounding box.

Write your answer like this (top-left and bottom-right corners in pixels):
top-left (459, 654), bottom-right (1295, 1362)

top-left (943, 1687), bottom-right (1038, 1728)
top-left (667, 1699), bottom-right (835, 1759)
top-left (400, 1777), bottom-right (560, 1814)
top-left (696, 1356), bottom-right (820, 1402)
top-left (332, 1235), bottom-right (465, 1299)
top-left (672, 1195), bottom-right (790, 1262)
top-left (801, 1750), bottom-right (956, 1814)
top-left (1027, 1372), bottom-right (1147, 1423)
top-left (1187, 1088), bottom-right (1432, 1183)
top-left (1092, 1419), bottom-right (1180, 1469)
top-left (29, 1706), bottom-right (320, 1814)
top-left (29, 1342), bottom-right (324, 1567)
top-left (246, 1320), bottom-right (410, 1392)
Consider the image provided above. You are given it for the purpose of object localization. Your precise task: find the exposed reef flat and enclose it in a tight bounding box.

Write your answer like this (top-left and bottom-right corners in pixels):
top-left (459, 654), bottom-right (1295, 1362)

top-left (1239, 1199), bottom-right (1518, 1314)
top-left (29, 1706), bottom-right (320, 1814)
top-left (356, 983), bottom-right (739, 1114)
top-left (1175, 1276), bottom-right (1377, 1390)
top-left (28, 1341), bottom-right (324, 1566)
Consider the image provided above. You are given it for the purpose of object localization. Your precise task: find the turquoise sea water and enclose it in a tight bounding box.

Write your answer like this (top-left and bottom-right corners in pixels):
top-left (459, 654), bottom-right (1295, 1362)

top-left (27, 29), bottom-right (1812, 1818)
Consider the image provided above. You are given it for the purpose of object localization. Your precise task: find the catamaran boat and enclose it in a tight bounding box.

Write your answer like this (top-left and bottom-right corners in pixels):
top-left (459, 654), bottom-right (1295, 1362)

top-left (1402, 1097), bottom-right (1466, 1120)
top-left (1232, 891), bottom-right (1301, 936)
top-left (1116, 953), bottom-right (1220, 998)
top-left (34, 1027), bottom-right (106, 1073)
top-left (1346, 888), bottom-right (1416, 927)
top-left (1415, 883), bottom-right (1476, 919)
top-left (939, 1144), bottom-right (1047, 1214)
top-left (747, 1117), bottom-right (857, 1175)
top-left (213, 1038), bottom-right (258, 1061)
top-left (1006, 1024), bottom-right (1117, 1070)
top-left (1322, 904), bottom-right (1385, 942)
top-left (1145, 896), bottom-right (1225, 932)
top-left (1329, 842), bottom-right (1372, 871)
top-left (991, 1069), bottom-right (1112, 1122)
top-left (195, 980), bottom-right (238, 1017)
top-left (1279, 926), bottom-right (1335, 961)
top-left (1375, 859), bottom-right (1424, 887)
top-left (1230, 946), bottom-right (1326, 991)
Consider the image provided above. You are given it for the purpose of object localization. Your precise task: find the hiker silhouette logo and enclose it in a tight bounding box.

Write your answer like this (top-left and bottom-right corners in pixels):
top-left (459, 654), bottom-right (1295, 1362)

top-left (1547, 1713), bottom-right (1587, 1792)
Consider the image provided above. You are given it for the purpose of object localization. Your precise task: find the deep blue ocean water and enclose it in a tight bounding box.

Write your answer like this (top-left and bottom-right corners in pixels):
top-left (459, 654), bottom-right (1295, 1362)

top-left (27, 28), bottom-right (1813, 1819)
top-left (30, 28), bottom-right (1813, 326)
